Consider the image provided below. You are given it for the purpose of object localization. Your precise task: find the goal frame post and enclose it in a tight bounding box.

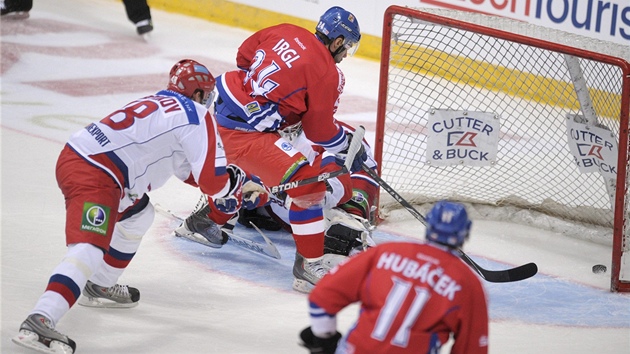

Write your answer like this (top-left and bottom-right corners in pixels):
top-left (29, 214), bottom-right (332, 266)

top-left (375, 5), bottom-right (630, 292)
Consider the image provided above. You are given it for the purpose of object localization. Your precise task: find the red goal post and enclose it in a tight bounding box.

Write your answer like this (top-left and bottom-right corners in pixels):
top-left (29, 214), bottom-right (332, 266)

top-left (375, 5), bottom-right (630, 292)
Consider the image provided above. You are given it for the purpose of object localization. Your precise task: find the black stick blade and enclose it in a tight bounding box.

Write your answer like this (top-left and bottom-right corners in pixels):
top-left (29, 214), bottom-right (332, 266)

top-left (460, 252), bottom-right (538, 283)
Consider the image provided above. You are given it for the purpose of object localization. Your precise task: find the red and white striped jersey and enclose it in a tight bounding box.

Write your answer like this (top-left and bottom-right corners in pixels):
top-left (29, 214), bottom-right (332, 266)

top-left (67, 90), bottom-right (230, 211)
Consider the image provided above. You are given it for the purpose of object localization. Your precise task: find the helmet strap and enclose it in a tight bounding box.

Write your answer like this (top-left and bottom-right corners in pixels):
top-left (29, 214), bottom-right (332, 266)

top-left (329, 36), bottom-right (346, 61)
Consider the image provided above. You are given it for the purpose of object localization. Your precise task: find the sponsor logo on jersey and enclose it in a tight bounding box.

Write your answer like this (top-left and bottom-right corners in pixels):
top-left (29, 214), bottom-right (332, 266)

top-left (246, 101), bottom-right (261, 114)
top-left (293, 37), bottom-right (306, 50)
top-left (81, 202), bottom-right (110, 236)
top-left (85, 123), bottom-right (111, 147)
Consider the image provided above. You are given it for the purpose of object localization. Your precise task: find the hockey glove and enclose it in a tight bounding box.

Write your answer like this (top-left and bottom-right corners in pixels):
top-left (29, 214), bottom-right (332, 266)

top-left (299, 327), bottom-right (342, 354)
top-left (335, 132), bottom-right (367, 173)
top-left (241, 173), bottom-right (270, 210)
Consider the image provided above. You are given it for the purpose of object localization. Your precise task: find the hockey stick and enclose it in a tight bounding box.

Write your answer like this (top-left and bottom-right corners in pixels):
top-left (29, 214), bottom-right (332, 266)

top-left (269, 126), bottom-right (366, 194)
top-left (360, 163), bottom-right (538, 283)
top-left (154, 204), bottom-right (281, 259)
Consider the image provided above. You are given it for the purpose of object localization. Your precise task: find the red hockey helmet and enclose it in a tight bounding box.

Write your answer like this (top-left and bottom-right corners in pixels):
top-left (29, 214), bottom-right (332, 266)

top-left (167, 59), bottom-right (216, 105)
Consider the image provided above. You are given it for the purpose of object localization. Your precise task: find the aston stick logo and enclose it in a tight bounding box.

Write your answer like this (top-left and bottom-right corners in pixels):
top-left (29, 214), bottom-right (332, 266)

top-left (317, 172), bottom-right (330, 181)
top-left (270, 181), bottom-right (299, 193)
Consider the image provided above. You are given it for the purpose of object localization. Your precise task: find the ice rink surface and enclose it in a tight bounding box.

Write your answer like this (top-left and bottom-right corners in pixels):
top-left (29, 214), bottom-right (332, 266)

top-left (1, 1), bottom-right (629, 353)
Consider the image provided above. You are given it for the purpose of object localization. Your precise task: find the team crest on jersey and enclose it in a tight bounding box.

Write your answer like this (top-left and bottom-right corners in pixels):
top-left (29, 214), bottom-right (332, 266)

top-left (80, 202), bottom-right (110, 236)
top-left (351, 190), bottom-right (366, 203)
top-left (246, 101), bottom-right (261, 114)
top-left (280, 141), bottom-right (293, 151)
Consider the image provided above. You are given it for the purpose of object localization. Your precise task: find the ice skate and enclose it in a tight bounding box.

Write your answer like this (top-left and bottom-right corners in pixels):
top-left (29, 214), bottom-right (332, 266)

top-left (292, 253), bottom-right (346, 293)
top-left (174, 204), bottom-right (228, 248)
top-left (135, 19), bottom-right (153, 35)
top-left (12, 314), bottom-right (76, 354)
top-left (78, 280), bottom-right (140, 308)
top-left (1, 9), bottom-right (29, 19)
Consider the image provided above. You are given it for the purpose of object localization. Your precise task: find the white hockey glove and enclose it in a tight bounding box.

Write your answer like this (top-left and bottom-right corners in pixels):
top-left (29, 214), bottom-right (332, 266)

top-left (335, 132), bottom-right (367, 173)
top-left (242, 174), bottom-right (270, 210)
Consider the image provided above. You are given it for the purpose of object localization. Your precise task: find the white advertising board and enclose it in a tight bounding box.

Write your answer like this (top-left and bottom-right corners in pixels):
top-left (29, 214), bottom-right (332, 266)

top-left (230, 0), bottom-right (629, 46)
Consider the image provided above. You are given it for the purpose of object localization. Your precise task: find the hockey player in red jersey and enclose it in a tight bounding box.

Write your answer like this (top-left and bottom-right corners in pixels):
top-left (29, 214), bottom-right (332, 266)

top-left (212, 6), bottom-right (368, 293)
top-left (300, 201), bottom-right (489, 354)
top-left (254, 122), bottom-right (380, 256)
top-left (12, 59), bottom-right (266, 354)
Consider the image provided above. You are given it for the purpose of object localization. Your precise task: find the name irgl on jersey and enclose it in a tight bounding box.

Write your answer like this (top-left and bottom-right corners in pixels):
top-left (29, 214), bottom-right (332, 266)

top-left (272, 38), bottom-right (301, 68)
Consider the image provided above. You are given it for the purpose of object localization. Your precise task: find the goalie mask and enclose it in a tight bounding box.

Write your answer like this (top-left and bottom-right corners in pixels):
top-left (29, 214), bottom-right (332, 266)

top-left (425, 201), bottom-right (471, 248)
top-left (167, 59), bottom-right (216, 106)
top-left (316, 6), bottom-right (361, 58)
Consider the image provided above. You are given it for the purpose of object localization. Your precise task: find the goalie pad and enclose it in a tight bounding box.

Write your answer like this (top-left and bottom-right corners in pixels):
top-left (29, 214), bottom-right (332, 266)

top-left (324, 208), bottom-right (375, 256)
top-left (237, 207), bottom-right (283, 231)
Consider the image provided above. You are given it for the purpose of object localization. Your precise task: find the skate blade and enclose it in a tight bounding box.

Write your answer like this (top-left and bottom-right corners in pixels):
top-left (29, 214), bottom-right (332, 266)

top-left (174, 229), bottom-right (223, 249)
top-left (77, 296), bottom-right (138, 308)
top-left (2, 11), bottom-right (30, 20)
top-left (12, 330), bottom-right (74, 354)
top-left (292, 278), bottom-right (315, 294)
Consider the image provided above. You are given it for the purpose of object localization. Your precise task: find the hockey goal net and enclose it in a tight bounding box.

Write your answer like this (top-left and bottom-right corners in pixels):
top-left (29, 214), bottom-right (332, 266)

top-left (375, 5), bottom-right (630, 292)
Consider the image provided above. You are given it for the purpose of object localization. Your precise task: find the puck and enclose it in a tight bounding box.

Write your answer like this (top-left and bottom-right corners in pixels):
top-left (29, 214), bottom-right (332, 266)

top-left (592, 264), bottom-right (607, 274)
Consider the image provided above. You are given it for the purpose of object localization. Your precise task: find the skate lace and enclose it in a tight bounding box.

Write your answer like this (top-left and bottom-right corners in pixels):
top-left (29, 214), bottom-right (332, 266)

top-left (41, 317), bottom-right (60, 332)
top-left (305, 259), bottom-right (326, 278)
top-left (31, 315), bottom-right (67, 339)
top-left (107, 284), bottom-right (130, 298)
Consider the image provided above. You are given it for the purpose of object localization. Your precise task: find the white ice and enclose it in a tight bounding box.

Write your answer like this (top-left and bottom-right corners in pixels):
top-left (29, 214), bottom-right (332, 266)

top-left (1, 1), bottom-right (628, 353)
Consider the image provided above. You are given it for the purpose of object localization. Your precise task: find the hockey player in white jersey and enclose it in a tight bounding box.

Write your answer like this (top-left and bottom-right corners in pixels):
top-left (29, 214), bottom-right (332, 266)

top-left (12, 59), bottom-right (266, 354)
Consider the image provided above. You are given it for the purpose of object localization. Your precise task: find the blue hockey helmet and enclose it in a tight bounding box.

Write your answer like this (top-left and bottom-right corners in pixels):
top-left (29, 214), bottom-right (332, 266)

top-left (316, 6), bottom-right (361, 56)
top-left (425, 201), bottom-right (471, 248)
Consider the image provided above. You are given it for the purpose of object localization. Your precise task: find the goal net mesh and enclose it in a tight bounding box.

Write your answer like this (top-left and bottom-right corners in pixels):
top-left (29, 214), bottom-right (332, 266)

top-left (376, 7), bottom-right (630, 291)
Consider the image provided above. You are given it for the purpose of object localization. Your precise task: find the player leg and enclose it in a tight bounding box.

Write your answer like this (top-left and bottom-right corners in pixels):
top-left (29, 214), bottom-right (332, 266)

top-left (121, 0), bottom-right (153, 35)
top-left (13, 146), bottom-right (121, 353)
top-left (284, 154), bottom-right (351, 292)
top-left (217, 127), bottom-right (345, 292)
top-left (78, 194), bottom-right (154, 308)
top-left (1, 0), bottom-right (32, 18)
top-left (265, 166), bottom-right (378, 257)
